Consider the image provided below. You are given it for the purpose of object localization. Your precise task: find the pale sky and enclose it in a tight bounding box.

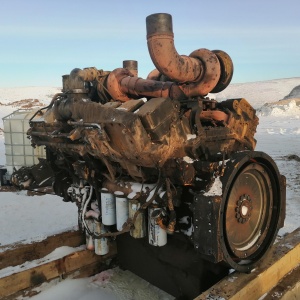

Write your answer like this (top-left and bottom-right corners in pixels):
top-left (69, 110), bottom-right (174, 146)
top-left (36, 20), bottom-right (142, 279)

top-left (0, 0), bottom-right (299, 87)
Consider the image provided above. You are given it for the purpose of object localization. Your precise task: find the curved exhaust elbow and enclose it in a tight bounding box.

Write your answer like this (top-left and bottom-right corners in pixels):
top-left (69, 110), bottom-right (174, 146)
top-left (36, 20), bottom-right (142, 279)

top-left (146, 13), bottom-right (233, 96)
top-left (146, 13), bottom-right (203, 83)
top-left (106, 68), bottom-right (135, 101)
top-left (180, 48), bottom-right (221, 97)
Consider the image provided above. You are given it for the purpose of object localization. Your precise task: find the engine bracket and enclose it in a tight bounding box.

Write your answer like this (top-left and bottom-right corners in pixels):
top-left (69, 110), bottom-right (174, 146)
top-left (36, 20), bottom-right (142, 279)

top-left (192, 193), bottom-right (224, 263)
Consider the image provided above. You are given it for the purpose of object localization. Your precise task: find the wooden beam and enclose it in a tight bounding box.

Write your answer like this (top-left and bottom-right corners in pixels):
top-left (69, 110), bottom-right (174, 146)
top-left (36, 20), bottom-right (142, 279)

top-left (2, 260), bottom-right (116, 300)
top-left (0, 242), bottom-right (117, 298)
top-left (195, 227), bottom-right (300, 300)
top-left (263, 264), bottom-right (300, 299)
top-left (0, 230), bottom-right (85, 269)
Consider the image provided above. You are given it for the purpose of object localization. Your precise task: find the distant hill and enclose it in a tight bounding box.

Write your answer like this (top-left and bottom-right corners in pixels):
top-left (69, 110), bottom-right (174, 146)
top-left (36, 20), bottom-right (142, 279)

top-left (211, 77), bottom-right (300, 108)
top-left (283, 85), bottom-right (300, 99)
top-left (0, 86), bottom-right (61, 105)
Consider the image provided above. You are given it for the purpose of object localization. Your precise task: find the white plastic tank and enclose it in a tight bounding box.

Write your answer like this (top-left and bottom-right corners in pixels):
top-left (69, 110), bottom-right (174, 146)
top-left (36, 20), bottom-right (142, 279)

top-left (2, 109), bottom-right (46, 175)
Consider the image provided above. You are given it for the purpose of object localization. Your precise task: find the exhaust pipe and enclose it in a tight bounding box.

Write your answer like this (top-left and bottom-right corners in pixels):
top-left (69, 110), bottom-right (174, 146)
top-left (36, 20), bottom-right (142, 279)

top-left (66, 13), bottom-right (233, 102)
top-left (123, 60), bottom-right (138, 77)
top-left (146, 13), bottom-right (233, 96)
top-left (146, 13), bottom-right (204, 83)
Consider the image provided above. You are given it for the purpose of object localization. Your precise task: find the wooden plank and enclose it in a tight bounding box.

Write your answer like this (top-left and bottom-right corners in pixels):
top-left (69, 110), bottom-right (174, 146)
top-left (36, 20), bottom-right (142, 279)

top-left (263, 264), bottom-right (300, 299)
top-left (195, 227), bottom-right (300, 300)
top-left (3, 278), bottom-right (62, 300)
top-left (71, 257), bottom-right (117, 279)
top-left (0, 230), bottom-right (85, 269)
top-left (0, 242), bottom-right (117, 298)
top-left (2, 260), bottom-right (117, 300)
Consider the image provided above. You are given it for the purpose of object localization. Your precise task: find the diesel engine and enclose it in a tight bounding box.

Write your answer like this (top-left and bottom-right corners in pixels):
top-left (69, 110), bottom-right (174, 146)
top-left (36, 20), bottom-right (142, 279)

top-left (23, 13), bottom-right (286, 298)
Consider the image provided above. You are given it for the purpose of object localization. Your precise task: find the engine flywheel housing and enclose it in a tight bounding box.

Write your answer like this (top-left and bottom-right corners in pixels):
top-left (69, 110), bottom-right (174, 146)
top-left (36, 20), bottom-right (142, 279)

top-left (220, 151), bottom-right (286, 272)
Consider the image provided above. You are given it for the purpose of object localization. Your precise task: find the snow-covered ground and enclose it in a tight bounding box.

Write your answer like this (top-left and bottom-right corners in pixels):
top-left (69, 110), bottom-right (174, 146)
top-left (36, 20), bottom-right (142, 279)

top-left (211, 77), bottom-right (300, 108)
top-left (0, 78), bottom-right (299, 299)
top-left (255, 100), bottom-right (300, 236)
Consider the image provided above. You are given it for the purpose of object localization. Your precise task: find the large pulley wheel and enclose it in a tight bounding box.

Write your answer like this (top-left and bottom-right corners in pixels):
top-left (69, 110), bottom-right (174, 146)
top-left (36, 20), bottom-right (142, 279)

top-left (220, 151), bottom-right (285, 272)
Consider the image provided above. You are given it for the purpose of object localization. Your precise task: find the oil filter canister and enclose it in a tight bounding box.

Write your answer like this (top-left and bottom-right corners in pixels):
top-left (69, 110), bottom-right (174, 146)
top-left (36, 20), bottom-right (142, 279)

top-left (115, 191), bottom-right (129, 231)
top-left (101, 188), bottom-right (116, 225)
top-left (94, 221), bottom-right (109, 255)
top-left (148, 206), bottom-right (167, 247)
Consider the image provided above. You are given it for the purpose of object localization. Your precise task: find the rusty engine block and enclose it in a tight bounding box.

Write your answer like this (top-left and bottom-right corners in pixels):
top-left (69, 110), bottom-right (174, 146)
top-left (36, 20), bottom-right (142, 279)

top-left (24, 13), bottom-right (285, 299)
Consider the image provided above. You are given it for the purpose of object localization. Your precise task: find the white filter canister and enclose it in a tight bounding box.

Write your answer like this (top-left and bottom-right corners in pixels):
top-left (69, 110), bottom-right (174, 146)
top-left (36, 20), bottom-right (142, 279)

top-left (94, 221), bottom-right (109, 256)
top-left (85, 218), bottom-right (95, 250)
top-left (101, 189), bottom-right (116, 225)
top-left (115, 191), bottom-right (129, 231)
top-left (148, 207), bottom-right (167, 247)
